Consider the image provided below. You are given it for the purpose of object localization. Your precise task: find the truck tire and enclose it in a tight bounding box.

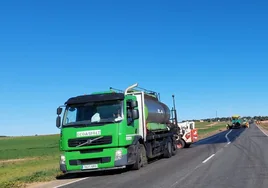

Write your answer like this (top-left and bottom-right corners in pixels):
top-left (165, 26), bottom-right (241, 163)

top-left (140, 144), bottom-right (148, 167)
top-left (131, 143), bottom-right (147, 170)
top-left (176, 139), bottom-right (185, 149)
top-left (171, 140), bottom-right (177, 156)
top-left (164, 139), bottom-right (172, 158)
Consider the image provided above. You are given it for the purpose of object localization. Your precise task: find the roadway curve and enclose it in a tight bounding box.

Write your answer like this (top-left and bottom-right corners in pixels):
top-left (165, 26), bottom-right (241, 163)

top-left (57, 124), bottom-right (268, 188)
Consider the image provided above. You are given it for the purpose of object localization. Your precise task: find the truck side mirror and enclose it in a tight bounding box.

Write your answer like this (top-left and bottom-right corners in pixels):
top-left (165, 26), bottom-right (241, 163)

top-left (132, 109), bottom-right (139, 120)
top-left (127, 100), bottom-right (138, 108)
top-left (57, 107), bottom-right (62, 115)
top-left (130, 101), bottom-right (138, 108)
top-left (56, 116), bottom-right (61, 128)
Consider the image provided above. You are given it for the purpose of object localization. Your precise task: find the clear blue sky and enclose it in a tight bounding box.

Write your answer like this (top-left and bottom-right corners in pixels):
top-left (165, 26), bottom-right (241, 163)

top-left (1, 0), bottom-right (267, 136)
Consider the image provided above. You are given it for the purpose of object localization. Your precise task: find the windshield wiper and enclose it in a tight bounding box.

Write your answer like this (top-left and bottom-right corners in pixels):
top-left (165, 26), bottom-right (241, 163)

top-left (90, 121), bottom-right (115, 125)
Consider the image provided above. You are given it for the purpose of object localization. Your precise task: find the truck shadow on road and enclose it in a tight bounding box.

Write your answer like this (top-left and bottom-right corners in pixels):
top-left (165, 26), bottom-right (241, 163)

top-left (193, 128), bottom-right (246, 146)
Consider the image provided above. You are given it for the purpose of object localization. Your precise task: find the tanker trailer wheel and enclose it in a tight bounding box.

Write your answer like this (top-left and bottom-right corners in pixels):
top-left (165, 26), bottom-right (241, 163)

top-left (164, 138), bottom-right (172, 158)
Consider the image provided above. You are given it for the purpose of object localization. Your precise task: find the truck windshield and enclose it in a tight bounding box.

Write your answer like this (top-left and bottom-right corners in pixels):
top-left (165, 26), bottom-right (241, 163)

top-left (62, 100), bottom-right (123, 127)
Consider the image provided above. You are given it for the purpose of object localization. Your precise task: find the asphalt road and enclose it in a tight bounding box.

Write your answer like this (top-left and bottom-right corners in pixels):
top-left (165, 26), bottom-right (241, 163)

top-left (58, 124), bottom-right (268, 188)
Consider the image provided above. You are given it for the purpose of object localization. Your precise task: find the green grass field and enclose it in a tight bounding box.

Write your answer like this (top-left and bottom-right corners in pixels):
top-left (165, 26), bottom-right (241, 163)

top-left (0, 134), bottom-right (60, 160)
top-left (0, 134), bottom-right (61, 188)
top-left (195, 121), bottom-right (228, 139)
top-left (194, 121), bottom-right (213, 128)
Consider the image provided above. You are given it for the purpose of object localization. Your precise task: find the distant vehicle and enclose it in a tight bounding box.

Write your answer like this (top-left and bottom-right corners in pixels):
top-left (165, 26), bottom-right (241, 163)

top-left (226, 115), bottom-right (249, 129)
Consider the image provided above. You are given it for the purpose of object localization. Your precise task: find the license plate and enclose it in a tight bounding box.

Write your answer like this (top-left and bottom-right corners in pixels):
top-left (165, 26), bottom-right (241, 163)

top-left (82, 164), bottom-right (98, 170)
top-left (76, 130), bottom-right (101, 137)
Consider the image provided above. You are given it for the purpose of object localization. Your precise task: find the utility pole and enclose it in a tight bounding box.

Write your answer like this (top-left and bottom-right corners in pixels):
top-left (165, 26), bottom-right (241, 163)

top-left (172, 95), bottom-right (178, 125)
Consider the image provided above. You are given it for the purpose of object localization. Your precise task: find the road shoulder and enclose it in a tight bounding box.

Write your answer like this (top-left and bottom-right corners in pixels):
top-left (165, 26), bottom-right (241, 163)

top-left (255, 123), bottom-right (268, 136)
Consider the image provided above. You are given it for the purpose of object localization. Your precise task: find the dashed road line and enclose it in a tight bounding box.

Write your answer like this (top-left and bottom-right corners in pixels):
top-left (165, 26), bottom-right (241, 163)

top-left (170, 128), bottom-right (235, 187)
top-left (202, 154), bottom-right (215, 163)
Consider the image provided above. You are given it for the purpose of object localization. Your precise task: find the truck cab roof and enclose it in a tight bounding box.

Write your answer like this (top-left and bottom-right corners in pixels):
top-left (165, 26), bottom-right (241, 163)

top-left (65, 92), bottom-right (124, 105)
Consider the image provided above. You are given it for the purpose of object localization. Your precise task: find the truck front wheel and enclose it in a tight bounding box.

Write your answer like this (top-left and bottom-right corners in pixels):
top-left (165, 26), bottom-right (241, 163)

top-left (131, 143), bottom-right (147, 170)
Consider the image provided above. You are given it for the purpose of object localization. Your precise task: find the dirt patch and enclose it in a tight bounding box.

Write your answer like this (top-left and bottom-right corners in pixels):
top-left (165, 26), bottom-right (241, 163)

top-left (26, 182), bottom-right (46, 188)
top-left (26, 178), bottom-right (84, 188)
top-left (205, 122), bottom-right (218, 127)
top-left (0, 157), bottom-right (36, 164)
top-left (259, 123), bottom-right (268, 131)
top-left (256, 124), bottom-right (268, 135)
top-left (198, 129), bottom-right (224, 140)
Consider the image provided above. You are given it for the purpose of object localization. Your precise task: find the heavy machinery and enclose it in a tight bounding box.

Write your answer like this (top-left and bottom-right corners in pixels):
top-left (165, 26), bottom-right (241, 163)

top-left (56, 83), bottom-right (182, 173)
top-left (177, 121), bottom-right (198, 148)
top-left (226, 115), bottom-right (249, 129)
top-left (227, 115), bottom-right (242, 129)
top-left (241, 118), bottom-right (250, 128)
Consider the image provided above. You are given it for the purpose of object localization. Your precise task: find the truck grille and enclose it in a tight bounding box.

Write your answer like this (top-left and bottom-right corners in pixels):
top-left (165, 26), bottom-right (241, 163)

top-left (69, 157), bottom-right (111, 166)
top-left (68, 136), bottom-right (112, 147)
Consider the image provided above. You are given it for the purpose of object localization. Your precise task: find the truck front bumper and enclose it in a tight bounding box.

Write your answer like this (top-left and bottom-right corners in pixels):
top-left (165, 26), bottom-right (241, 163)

top-left (60, 147), bottom-right (132, 173)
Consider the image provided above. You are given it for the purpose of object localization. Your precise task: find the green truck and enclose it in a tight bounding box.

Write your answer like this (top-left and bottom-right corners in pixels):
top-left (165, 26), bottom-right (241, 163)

top-left (56, 83), bottom-right (181, 173)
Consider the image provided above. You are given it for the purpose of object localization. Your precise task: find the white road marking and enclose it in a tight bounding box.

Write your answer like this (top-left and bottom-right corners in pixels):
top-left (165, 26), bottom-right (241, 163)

top-left (171, 128), bottom-right (236, 187)
top-left (53, 177), bottom-right (89, 188)
top-left (225, 129), bottom-right (232, 143)
top-left (202, 154), bottom-right (215, 163)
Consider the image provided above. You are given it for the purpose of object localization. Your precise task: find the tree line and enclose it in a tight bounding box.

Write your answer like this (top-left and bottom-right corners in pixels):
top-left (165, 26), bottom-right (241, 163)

top-left (184, 116), bottom-right (268, 122)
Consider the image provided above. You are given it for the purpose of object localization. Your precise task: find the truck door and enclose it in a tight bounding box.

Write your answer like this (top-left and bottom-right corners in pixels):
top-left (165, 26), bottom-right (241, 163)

top-left (123, 96), bottom-right (140, 144)
top-left (130, 92), bottom-right (146, 140)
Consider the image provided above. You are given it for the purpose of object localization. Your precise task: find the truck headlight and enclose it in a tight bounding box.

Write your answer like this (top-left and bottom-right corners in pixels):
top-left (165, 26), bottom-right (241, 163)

top-left (115, 150), bottom-right (122, 161)
top-left (60, 154), bottom-right (66, 164)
